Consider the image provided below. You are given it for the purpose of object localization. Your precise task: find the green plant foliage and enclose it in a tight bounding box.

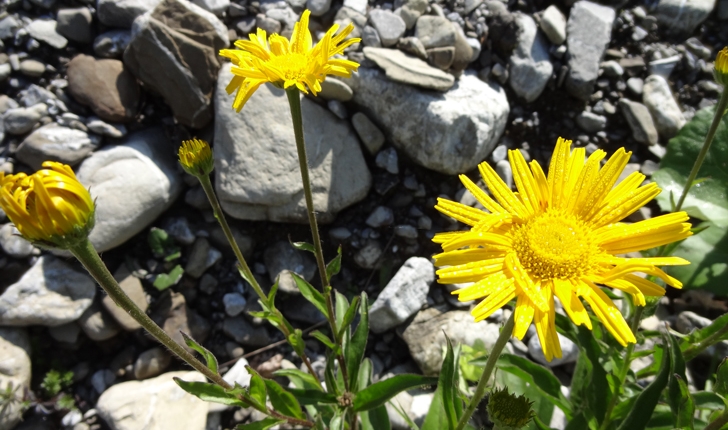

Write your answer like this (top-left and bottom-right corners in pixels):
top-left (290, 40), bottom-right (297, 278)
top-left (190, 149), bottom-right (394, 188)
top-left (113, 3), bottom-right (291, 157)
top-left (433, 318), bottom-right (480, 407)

top-left (422, 336), bottom-right (462, 430)
top-left (570, 326), bottom-right (610, 425)
top-left (181, 332), bottom-right (218, 374)
top-left (40, 369), bottom-right (74, 398)
top-left (326, 246), bottom-right (343, 281)
top-left (496, 368), bottom-right (554, 430)
top-left (236, 418), bottom-right (285, 430)
top-left (290, 272), bottom-right (329, 318)
top-left (346, 292), bottom-right (369, 391)
top-left (148, 227), bottom-right (181, 261)
top-left (152, 264), bottom-right (184, 290)
top-left (458, 340), bottom-right (488, 382)
top-left (353, 374), bottom-right (439, 412)
top-left (496, 354), bottom-right (571, 418)
top-left (264, 378), bottom-right (305, 419)
top-left (173, 379), bottom-right (248, 408)
top-left (680, 312), bottom-right (728, 361)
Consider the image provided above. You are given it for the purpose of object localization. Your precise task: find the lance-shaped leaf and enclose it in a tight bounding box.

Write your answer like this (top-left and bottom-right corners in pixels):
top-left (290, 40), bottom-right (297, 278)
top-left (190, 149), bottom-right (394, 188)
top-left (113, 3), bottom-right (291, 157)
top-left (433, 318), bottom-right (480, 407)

top-left (353, 374), bottom-right (438, 412)
top-left (181, 332), bottom-right (218, 374)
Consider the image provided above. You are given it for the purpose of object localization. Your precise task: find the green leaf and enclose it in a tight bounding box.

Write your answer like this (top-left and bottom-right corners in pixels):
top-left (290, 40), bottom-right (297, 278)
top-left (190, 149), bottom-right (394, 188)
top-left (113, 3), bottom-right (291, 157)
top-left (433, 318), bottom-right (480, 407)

top-left (673, 375), bottom-right (695, 429)
top-left (358, 358), bottom-right (373, 390)
top-left (287, 388), bottom-right (338, 405)
top-left (326, 246), bottom-right (343, 281)
top-left (152, 264), bottom-right (184, 290)
top-left (289, 272), bottom-right (329, 318)
top-left (237, 265), bottom-right (259, 295)
top-left (570, 326), bottom-right (610, 423)
top-left (667, 332), bottom-right (688, 416)
top-left (288, 329), bottom-right (306, 358)
top-left (338, 296), bottom-right (361, 341)
top-left (274, 369), bottom-right (320, 391)
top-left (353, 374), bottom-right (438, 412)
top-left (329, 411), bottom-right (345, 430)
top-left (422, 337), bottom-right (460, 430)
top-left (335, 290), bottom-right (349, 335)
top-left (361, 404), bottom-right (393, 430)
top-left (653, 105), bottom-right (728, 227)
top-left (148, 227), bottom-right (180, 259)
top-left (495, 368), bottom-right (555, 430)
top-left (290, 240), bottom-right (316, 253)
top-left (616, 337), bottom-right (672, 430)
top-left (324, 352), bottom-right (342, 396)
top-left (311, 330), bottom-right (338, 351)
top-left (497, 354), bottom-right (571, 417)
top-left (236, 418), bottom-right (285, 430)
top-left (716, 358), bottom-right (728, 397)
top-left (173, 378), bottom-right (246, 407)
top-left (264, 378), bottom-right (305, 419)
top-left (347, 292), bottom-right (369, 391)
top-left (181, 332), bottom-right (218, 374)
top-left (692, 391), bottom-right (726, 409)
top-left (249, 369), bottom-right (268, 410)
top-left (660, 221), bottom-right (728, 294)
top-left (268, 279), bottom-right (279, 307)
top-left (681, 313), bottom-right (728, 361)
top-left (390, 399), bottom-right (421, 430)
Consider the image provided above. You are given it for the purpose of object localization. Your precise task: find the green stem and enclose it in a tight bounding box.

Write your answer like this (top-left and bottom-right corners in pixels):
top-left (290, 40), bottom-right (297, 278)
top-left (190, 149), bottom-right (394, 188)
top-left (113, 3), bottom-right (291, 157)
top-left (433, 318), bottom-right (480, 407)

top-left (705, 409), bottom-right (728, 430)
top-left (455, 310), bottom-right (515, 430)
top-left (599, 305), bottom-right (644, 430)
top-left (674, 88), bottom-right (728, 212)
top-left (69, 238), bottom-right (231, 389)
top-left (197, 174), bottom-right (323, 390)
top-left (285, 87), bottom-right (349, 389)
top-left (683, 321), bottom-right (728, 361)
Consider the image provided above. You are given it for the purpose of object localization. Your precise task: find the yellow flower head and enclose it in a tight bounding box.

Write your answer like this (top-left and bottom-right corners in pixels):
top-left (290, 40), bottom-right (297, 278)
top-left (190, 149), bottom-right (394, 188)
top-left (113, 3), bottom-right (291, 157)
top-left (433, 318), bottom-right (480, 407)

top-left (219, 9), bottom-right (361, 111)
top-left (714, 47), bottom-right (728, 87)
top-left (179, 138), bottom-right (214, 177)
top-left (434, 138), bottom-right (692, 361)
top-left (0, 161), bottom-right (94, 248)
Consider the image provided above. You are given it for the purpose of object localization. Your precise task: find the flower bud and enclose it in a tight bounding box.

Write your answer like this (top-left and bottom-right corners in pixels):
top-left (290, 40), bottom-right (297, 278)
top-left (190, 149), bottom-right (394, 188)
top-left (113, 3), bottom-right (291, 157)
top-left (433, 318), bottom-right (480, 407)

top-left (179, 138), bottom-right (214, 177)
top-left (486, 387), bottom-right (536, 430)
top-left (714, 47), bottom-right (728, 87)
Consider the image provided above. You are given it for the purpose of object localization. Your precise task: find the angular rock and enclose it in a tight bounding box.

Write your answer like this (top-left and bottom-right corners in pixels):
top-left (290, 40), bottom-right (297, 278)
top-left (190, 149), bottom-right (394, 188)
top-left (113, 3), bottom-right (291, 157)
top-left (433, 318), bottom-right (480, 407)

top-left (16, 124), bottom-right (100, 169)
top-left (223, 292), bottom-right (247, 317)
top-left (369, 257), bottom-right (434, 333)
top-left (642, 75), bottom-right (685, 139)
top-left (619, 99), bottom-right (658, 145)
top-left (26, 20), bottom-right (68, 49)
top-left (0, 328), bottom-right (31, 430)
top-left (451, 29), bottom-right (474, 72)
top-left (78, 300), bottom-right (122, 341)
top-left (86, 118), bottom-right (128, 138)
top-left (575, 111), bottom-right (607, 132)
top-left (509, 13), bottom-right (552, 103)
top-left (414, 15), bottom-right (456, 48)
top-left (0, 16), bottom-right (21, 40)
top-left (76, 128), bottom-right (182, 252)
top-left (348, 68), bottom-right (509, 175)
top-left (565, 1), bottom-right (615, 100)
top-left (124, 0), bottom-right (229, 128)
top-left (362, 25), bottom-right (382, 47)
top-left (56, 8), bottom-right (94, 44)
top-left (97, 0), bottom-right (162, 28)
top-left (3, 105), bottom-right (45, 135)
top-left (398, 0), bottom-right (428, 29)
top-left (133, 347), bottom-right (171, 379)
top-left (67, 55), bottom-right (140, 123)
top-left (214, 69), bottom-right (371, 223)
top-left (369, 9), bottom-right (406, 47)
top-left (102, 265), bottom-right (148, 331)
top-left (97, 371), bottom-right (208, 430)
top-left (540, 5), bottom-right (566, 45)
top-left (399, 306), bottom-right (502, 375)
top-left (184, 237), bottom-right (222, 278)
top-left (0, 256), bottom-right (95, 326)
top-left (351, 112), bottom-right (385, 154)
top-left (354, 241), bottom-right (382, 269)
top-left (365, 206), bottom-right (394, 227)
top-left (363, 47), bottom-right (455, 91)
top-left (655, 0), bottom-right (715, 35)
top-left (307, 0), bottom-right (332, 16)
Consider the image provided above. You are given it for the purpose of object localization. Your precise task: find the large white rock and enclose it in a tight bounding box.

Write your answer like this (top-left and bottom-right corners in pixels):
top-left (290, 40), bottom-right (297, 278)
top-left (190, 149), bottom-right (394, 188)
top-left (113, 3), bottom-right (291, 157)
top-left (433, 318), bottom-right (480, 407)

top-left (509, 13), bottom-right (552, 103)
top-left (655, 0), bottom-right (716, 35)
top-left (348, 68), bottom-right (509, 174)
top-left (0, 328), bottom-right (31, 430)
top-left (214, 67), bottom-right (371, 223)
top-left (97, 371), bottom-right (209, 430)
top-left (0, 256), bottom-right (95, 326)
top-left (642, 75), bottom-right (686, 139)
top-left (369, 257), bottom-right (435, 333)
top-left (76, 128), bottom-right (182, 252)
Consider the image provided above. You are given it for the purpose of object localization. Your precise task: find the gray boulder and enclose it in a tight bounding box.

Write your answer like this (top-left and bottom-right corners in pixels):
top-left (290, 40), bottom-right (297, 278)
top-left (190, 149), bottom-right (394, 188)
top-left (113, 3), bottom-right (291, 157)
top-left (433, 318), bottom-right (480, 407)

top-left (509, 13), bottom-right (552, 102)
top-left (655, 0), bottom-right (716, 35)
top-left (16, 124), bottom-right (100, 169)
top-left (97, 0), bottom-right (162, 28)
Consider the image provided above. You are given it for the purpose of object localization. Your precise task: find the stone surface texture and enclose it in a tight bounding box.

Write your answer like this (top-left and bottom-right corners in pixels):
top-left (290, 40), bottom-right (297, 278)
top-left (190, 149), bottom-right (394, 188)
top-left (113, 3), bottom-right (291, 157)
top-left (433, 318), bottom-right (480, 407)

top-left (363, 47), bottom-right (455, 91)
top-left (508, 13), bottom-right (552, 102)
top-left (16, 124), bottom-right (100, 169)
top-left (0, 328), bottom-right (31, 430)
top-left (348, 67), bottom-right (509, 175)
top-left (97, 0), bottom-right (162, 28)
top-left (642, 74), bottom-right (686, 139)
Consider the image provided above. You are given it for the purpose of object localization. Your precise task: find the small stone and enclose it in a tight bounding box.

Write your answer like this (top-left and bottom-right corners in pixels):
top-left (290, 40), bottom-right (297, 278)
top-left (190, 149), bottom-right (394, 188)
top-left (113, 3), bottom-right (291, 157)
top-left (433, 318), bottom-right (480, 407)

top-left (93, 30), bottom-right (132, 59)
top-left (366, 206), bottom-right (395, 228)
top-left (223, 316), bottom-right (274, 347)
top-left (307, 0), bottom-right (332, 16)
top-left (102, 265), bottom-right (148, 331)
top-left (362, 25), bottom-right (382, 47)
top-left (19, 59), bottom-right (45, 78)
top-left (362, 47), bottom-right (455, 91)
top-left (352, 112), bottom-right (385, 154)
top-left (223, 292), bottom-right (247, 317)
top-left (642, 75), bottom-right (685, 139)
top-left (397, 36), bottom-right (428, 59)
top-left (626, 77), bottom-right (644, 95)
top-left (0, 328), bottom-right (31, 430)
top-left (509, 13), bottom-right (552, 102)
top-left (619, 99), bottom-right (658, 145)
top-left (97, 0), bottom-right (162, 28)
top-left (369, 9), bottom-right (406, 47)
top-left (185, 238), bottom-right (222, 278)
top-left (56, 8), bottom-right (94, 44)
top-left (327, 100), bottom-right (348, 119)
top-left (0, 224), bottom-right (34, 258)
top-left (319, 79), bottom-right (353, 102)
top-left (256, 14), bottom-right (282, 33)
top-left (601, 60), bottom-right (624, 78)
top-left (133, 347), bottom-right (171, 380)
top-left (78, 300), bottom-right (122, 341)
top-left (394, 225), bottom-right (418, 239)
top-left (376, 147), bottom-right (399, 174)
top-left (354, 241), bottom-right (382, 269)
top-left (427, 47), bottom-right (456, 70)
top-left (415, 15), bottom-right (456, 49)
top-left (263, 240), bottom-right (317, 284)
top-left (16, 123), bottom-right (100, 169)
top-left (198, 274), bottom-right (218, 295)
top-left (495, 159), bottom-right (513, 188)
top-left (649, 55), bottom-right (681, 79)
top-left (540, 5), bottom-right (566, 45)
top-left (575, 111), bottom-right (607, 133)
top-left (49, 323), bottom-right (81, 343)
top-left (655, 0), bottom-right (715, 35)
top-left (528, 332), bottom-right (579, 366)
top-left (86, 117), bottom-right (127, 138)
top-left (632, 26), bottom-right (648, 41)
top-left (329, 227), bottom-right (352, 241)
top-left (26, 20), bottom-right (68, 49)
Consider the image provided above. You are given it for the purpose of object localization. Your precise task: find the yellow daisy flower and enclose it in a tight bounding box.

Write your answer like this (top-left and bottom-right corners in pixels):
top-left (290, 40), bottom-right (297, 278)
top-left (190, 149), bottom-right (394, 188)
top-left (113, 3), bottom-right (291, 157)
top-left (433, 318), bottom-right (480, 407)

top-left (179, 138), bottom-right (214, 177)
top-left (219, 9), bottom-right (361, 111)
top-left (433, 138), bottom-right (691, 361)
top-left (0, 161), bottom-right (94, 248)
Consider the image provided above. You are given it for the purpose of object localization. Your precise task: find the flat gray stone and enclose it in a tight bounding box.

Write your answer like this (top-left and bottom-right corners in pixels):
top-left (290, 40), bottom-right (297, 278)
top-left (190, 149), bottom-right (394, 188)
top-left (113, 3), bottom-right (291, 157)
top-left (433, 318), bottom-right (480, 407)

top-left (351, 112), bottom-right (385, 154)
top-left (97, 0), bottom-right (162, 28)
top-left (307, 0), bottom-right (332, 16)
top-left (642, 75), bottom-right (685, 139)
top-left (369, 257), bottom-right (434, 333)
top-left (102, 265), bottom-right (147, 331)
top-left (414, 15), bottom-right (456, 48)
top-left (655, 0), bottom-right (715, 35)
top-left (93, 30), bottom-right (133, 58)
top-left (3, 105), bottom-right (45, 135)
top-left (319, 79), bottom-right (354, 102)
top-left (363, 47), bottom-right (455, 91)
top-left (0, 256), bottom-right (95, 326)
top-left (26, 20), bottom-right (68, 49)
top-left (76, 128), bottom-right (182, 252)
top-left (565, 1), bottom-right (615, 100)
top-left (619, 99), bottom-right (658, 145)
top-left (540, 5), bottom-right (566, 45)
top-left (133, 347), bottom-right (171, 379)
top-left (348, 68), bottom-right (509, 175)
top-left (78, 300), bottom-right (122, 341)
top-left (16, 124), bottom-right (100, 169)
top-left (369, 9), bottom-right (406, 47)
top-left (56, 8), bottom-right (94, 44)
top-left (223, 316), bottom-right (274, 347)
top-left (575, 110), bottom-right (607, 132)
top-left (509, 13), bottom-right (552, 102)
top-left (214, 68), bottom-right (371, 223)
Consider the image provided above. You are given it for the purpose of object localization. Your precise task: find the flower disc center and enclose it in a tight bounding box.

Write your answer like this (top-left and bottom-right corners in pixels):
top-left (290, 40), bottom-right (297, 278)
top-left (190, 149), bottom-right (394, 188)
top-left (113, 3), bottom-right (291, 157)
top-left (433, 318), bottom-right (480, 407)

top-left (269, 53), bottom-right (308, 81)
top-left (512, 210), bottom-right (596, 281)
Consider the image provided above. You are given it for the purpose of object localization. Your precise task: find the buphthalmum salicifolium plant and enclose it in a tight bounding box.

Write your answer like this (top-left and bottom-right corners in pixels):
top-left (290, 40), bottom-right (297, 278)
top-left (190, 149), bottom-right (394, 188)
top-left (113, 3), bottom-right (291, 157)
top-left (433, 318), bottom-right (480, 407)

top-left (3, 9), bottom-right (728, 429)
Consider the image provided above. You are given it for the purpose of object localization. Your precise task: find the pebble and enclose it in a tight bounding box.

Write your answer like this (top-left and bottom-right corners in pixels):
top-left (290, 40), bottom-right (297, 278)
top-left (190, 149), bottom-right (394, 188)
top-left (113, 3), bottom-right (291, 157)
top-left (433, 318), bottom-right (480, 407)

top-left (427, 46), bottom-right (456, 70)
top-left (354, 241), bottom-right (382, 269)
top-left (49, 322), bottom-right (82, 343)
top-left (642, 75), bottom-right (686, 139)
top-left (539, 5), bottom-right (566, 45)
top-left (91, 369), bottom-right (116, 394)
top-left (394, 224), bottom-right (418, 239)
top-left (86, 117), bottom-right (127, 138)
top-left (3, 105), bottom-right (44, 135)
top-left (495, 159), bottom-right (513, 188)
top-left (56, 8), bottom-right (94, 44)
top-left (185, 237), bottom-right (222, 278)
top-left (0, 16), bottom-right (21, 40)
top-left (362, 46), bottom-right (455, 91)
top-left (93, 30), bottom-right (132, 58)
top-left (78, 300), bottom-right (122, 341)
top-left (369, 9), bottom-right (406, 47)
top-left (16, 123), bottom-right (100, 169)
top-left (0, 328), bottom-right (31, 430)
top-left (26, 19), bottom-right (68, 49)
top-left (575, 111), bottom-right (608, 132)
top-left (528, 332), bottom-right (579, 366)
top-left (565, 1), bottom-right (616, 100)
top-left (649, 55), bottom-right (681, 79)
top-left (263, 240), bottom-right (317, 285)
top-left (102, 265), bottom-right (148, 331)
top-left (327, 99), bottom-right (348, 119)
top-left (343, 0), bottom-right (368, 14)
top-left (97, 0), bottom-right (162, 28)
top-left (223, 316), bottom-right (274, 347)
top-left (133, 347), bottom-right (171, 380)
top-left (366, 206), bottom-right (395, 228)
top-left (198, 274), bottom-right (218, 295)
top-left (307, 0), bottom-right (332, 16)
top-left (318, 78), bottom-right (353, 102)
top-left (0, 256), bottom-right (95, 326)
top-left (619, 99), bottom-right (659, 145)
top-left (375, 147), bottom-right (399, 174)
top-left (192, 0), bottom-right (230, 16)
top-left (223, 292), bottom-right (247, 317)
top-left (96, 371), bottom-right (208, 430)
top-left (329, 227), bottom-right (352, 241)
top-left (509, 13), bottom-right (552, 103)
top-left (352, 112), bottom-right (385, 154)
top-left (362, 25), bottom-right (382, 47)
top-left (655, 0), bottom-right (715, 35)
top-left (369, 257), bottom-right (435, 333)
top-left (398, 36), bottom-right (428, 59)
top-left (415, 15), bottom-right (456, 49)
top-left (601, 60), bottom-right (624, 78)
top-left (0, 63), bottom-right (11, 81)
top-left (626, 77), bottom-right (644, 95)
top-left (19, 59), bottom-right (45, 77)
top-left (0, 224), bottom-right (34, 258)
